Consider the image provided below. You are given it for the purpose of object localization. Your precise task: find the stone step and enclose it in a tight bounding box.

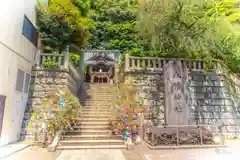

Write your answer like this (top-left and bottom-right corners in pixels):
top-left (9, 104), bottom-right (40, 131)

top-left (73, 126), bottom-right (109, 130)
top-left (77, 121), bottom-right (110, 126)
top-left (81, 102), bottom-right (113, 105)
top-left (59, 140), bottom-right (124, 146)
top-left (62, 135), bottom-right (121, 140)
top-left (83, 99), bottom-right (114, 102)
top-left (56, 145), bottom-right (126, 150)
top-left (82, 93), bottom-right (116, 96)
top-left (81, 108), bottom-right (112, 111)
top-left (82, 100), bottom-right (113, 103)
top-left (81, 105), bottom-right (112, 108)
top-left (81, 111), bottom-right (111, 115)
top-left (80, 97), bottom-right (114, 101)
top-left (80, 100), bottom-right (113, 103)
top-left (81, 115), bottom-right (111, 118)
top-left (81, 106), bottom-right (112, 109)
top-left (80, 103), bottom-right (113, 106)
top-left (82, 109), bottom-right (111, 112)
top-left (80, 112), bottom-right (111, 115)
top-left (87, 89), bottom-right (117, 91)
top-left (64, 130), bottom-right (110, 135)
top-left (80, 99), bottom-right (114, 101)
top-left (88, 87), bottom-right (117, 89)
top-left (88, 89), bottom-right (117, 91)
top-left (81, 103), bottom-right (113, 105)
top-left (78, 118), bottom-right (119, 122)
top-left (86, 89), bottom-right (117, 95)
top-left (87, 91), bottom-right (117, 94)
top-left (89, 84), bottom-right (117, 87)
top-left (81, 94), bottom-right (116, 96)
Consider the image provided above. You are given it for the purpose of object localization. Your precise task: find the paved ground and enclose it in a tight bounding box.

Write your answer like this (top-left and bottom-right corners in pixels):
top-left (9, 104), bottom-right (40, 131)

top-left (121, 141), bottom-right (240, 160)
top-left (2, 146), bottom-right (61, 160)
top-left (55, 150), bottom-right (126, 160)
top-left (2, 140), bottom-right (240, 160)
top-left (0, 143), bottom-right (29, 159)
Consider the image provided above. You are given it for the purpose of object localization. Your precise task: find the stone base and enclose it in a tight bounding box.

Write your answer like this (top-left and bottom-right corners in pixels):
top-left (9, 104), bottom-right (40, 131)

top-left (47, 145), bottom-right (56, 152)
top-left (144, 142), bottom-right (226, 150)
top-left (127, 143), bottom-right (134, 150)
top-left (135, 135), bottom-right (142, 144)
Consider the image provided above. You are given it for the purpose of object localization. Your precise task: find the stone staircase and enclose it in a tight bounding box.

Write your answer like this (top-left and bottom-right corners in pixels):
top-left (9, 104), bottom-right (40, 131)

top-left (56, 83), bottom-right (127, 150)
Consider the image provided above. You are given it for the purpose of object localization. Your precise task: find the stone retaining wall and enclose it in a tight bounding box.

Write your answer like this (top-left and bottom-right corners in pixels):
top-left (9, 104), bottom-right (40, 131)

top-left (120, 57), bottom-right (240, 138)
top-left (20, 67), bottom-right (82, 142)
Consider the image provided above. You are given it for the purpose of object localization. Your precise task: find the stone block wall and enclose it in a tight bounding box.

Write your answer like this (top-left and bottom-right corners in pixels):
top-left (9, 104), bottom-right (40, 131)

top-left (121, 60), bottom-right (240, 138)
top-left (122, 71), bottom-right (165, 126)
top-left (20, 67), bottom-right (82, 142)
top-left (188, 71), bottom-right (240, 138)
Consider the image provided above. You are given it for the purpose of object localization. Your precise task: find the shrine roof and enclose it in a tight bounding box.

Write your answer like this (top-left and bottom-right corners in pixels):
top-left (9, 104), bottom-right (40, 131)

top-left (83, 50), bottom-right (120, 62)
top-left (85, 61), bottom-right (115, 66)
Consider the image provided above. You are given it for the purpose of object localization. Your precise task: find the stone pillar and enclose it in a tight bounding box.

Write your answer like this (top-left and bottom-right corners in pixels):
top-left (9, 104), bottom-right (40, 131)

top-left (35, 49), bottom-right (41, 68)
top-left (125, 54), bottom-right (129, 72)
top-left (79, 52), bottom-right (85, 81)
top-left (64, 45), bottom-right (70, 69)
top-left (135, 113), bottom-right (144, 144)
top-left (35, 38), bottom-right (43, 68)
top-left (163, 60), bottom-right (191, 125)
top-left (114, 52), bottom-right (119, 83)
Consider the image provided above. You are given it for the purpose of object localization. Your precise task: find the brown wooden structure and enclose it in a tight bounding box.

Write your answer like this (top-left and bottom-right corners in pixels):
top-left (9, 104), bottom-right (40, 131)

top-left (83, 50), bottom-right (120, 84)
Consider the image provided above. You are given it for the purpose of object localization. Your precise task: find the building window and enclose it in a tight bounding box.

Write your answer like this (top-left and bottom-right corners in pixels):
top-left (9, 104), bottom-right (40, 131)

top-left (16, 69), bottom-right (31, 93)
top-left (22, 16), bottom-right (38, 47)
top-left (16, 69), bottom-right (25, 92)
top-left (24, 73), bottom-right (31, 93)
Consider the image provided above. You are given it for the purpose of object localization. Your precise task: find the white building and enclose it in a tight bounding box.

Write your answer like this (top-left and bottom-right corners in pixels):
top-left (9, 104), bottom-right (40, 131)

top-left (0, 0), bottom-right (40, 146)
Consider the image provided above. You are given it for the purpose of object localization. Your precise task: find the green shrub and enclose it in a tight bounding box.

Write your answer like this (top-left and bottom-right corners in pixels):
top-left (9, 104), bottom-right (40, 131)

top-left (43, 59), bottom-right (58, 68)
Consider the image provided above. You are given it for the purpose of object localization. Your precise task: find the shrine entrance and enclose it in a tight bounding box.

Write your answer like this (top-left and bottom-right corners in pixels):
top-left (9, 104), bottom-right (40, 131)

top-left (83, 50), bottom-right (120, 84)
top-left (93, 73), bottom-right (109, 83)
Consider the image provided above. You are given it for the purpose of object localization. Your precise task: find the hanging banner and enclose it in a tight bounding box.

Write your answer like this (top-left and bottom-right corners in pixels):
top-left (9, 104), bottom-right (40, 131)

top-left (59, 96), bottom-right (65, 108)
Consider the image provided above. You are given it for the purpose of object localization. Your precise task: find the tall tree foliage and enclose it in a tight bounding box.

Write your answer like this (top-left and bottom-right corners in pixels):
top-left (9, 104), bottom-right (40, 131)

top-left (36, 0), bottom-right (90, 53)
top-left (208, 0), bottom-right (240, 23)
top-left (136, 0), bottom-right (240, 73)
top-left (87, 0), bottom-right (143, 52)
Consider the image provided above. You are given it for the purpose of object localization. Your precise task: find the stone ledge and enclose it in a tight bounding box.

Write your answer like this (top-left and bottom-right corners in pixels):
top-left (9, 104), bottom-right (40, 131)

top-left (124, 70), bottom-right (163, 75)
top-left (144, 142), bottom-right (226, 150)
top-left (32, 67), bottom-right (69, 72)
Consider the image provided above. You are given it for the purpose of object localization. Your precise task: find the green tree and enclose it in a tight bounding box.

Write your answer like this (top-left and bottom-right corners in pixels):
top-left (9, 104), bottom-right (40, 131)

top-left (208, 0), bottom-right (240, 23)
top-left (36, 0), bottom-right (90, 53)
top-left (136, 0), bottom-right (240, 73)
top-left (87, 0), bottom-right (143, 52)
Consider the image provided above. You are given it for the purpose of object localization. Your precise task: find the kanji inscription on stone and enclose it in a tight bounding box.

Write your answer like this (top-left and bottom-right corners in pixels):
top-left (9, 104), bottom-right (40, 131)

top-left (164, 61), bottom-right (191, 125)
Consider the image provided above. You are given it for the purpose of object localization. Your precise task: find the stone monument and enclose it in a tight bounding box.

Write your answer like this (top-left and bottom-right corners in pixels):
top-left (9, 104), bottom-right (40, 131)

top-left (164, 61), bottom-right (191, 125)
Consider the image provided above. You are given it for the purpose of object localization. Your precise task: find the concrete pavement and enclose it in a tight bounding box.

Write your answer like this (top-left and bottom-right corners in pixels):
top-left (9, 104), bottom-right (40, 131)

top-left (2, 146), bottom-right (61, 160)
top-left (0, 143), bottom-right (30, 159)
top-left (55, 149), bottom-right (126, 160)
top-left (2, 140), bottom-right (240, 160)
top-left (121, 140), bottom-right (240, 160)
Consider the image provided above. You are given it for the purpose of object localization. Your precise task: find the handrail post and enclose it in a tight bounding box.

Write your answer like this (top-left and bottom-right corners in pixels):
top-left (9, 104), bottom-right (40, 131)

top-left (220, 124), bottom-right (225, 145)
top-left (124, 54), bottom-right (129, 72)
top-left (79, 51), bottom-right (85, 81)
top-left (199, 127), bottom-right (203, 145)
top-left (64, 45), bottom-right (70, 69)
top-left (176, 127), bottom-right (179, 145)
top-left (35, 49), bottom-right (41, 67)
